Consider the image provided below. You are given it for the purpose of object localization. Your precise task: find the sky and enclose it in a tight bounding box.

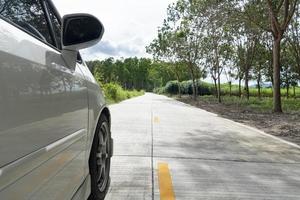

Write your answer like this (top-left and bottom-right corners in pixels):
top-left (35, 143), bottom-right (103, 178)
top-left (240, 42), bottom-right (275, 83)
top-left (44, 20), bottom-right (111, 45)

top-left (52, 0), bottom-right (238, 84)
top-left (52, 0), bottom-right (175, 61)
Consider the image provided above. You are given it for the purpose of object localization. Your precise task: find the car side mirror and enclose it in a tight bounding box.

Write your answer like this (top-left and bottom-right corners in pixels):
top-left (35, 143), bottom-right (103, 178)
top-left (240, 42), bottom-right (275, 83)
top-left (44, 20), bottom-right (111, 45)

top-left (61, 13), bottom-right (104, 68)
top-left (62, 13), bottom-right (104, 50)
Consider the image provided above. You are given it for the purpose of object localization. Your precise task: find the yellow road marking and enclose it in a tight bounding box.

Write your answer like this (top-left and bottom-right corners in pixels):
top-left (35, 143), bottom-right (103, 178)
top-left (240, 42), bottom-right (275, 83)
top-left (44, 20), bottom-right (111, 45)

top-left (158, 163), bottom-right (176, 200)
top-left (154, 116), bottom-right (160, 123)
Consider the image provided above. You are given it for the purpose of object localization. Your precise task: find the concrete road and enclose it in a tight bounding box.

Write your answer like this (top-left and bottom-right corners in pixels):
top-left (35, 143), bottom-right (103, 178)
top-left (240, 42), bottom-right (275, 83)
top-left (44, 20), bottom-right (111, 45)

top-left (105, 93), bottom-right (300, 200)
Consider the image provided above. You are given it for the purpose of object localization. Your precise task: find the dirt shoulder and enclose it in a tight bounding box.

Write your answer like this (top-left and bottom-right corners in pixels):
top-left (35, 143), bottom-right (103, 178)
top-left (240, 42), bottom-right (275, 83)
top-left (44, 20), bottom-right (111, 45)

top-left (177, 96), bottom-right (300, 146)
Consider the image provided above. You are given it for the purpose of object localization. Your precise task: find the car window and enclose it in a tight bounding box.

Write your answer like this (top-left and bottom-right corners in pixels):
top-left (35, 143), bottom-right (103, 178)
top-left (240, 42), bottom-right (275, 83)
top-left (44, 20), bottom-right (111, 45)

top-left (0, 0), bottom-right (53, 45)
top-left (46, 1), bottom-right (62, 50)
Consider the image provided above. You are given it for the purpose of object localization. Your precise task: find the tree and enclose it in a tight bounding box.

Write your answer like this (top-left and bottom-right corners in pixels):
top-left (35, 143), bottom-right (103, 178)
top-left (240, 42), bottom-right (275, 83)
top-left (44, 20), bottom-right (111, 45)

top-left (267, 0), bottom-right (298, 112)
top-left (241, 0), bottom-right (298, 111)
top-left (281, 42), bottom-right (300, 98)
top-left (287, 4), bottom-right (300, 79)
top-left (233, 36), bottom-right (257, 100)
top-left (253, 41), bottom-right (269, 99)
top-left (229, 0), bottom-right (298, 110)
top-left (291, 76), bottom-right (299, 98)
top-left (194, 0), bottom-right (233, 102)
top-left (224, 65), bottom-right (236, 97)
top-left (146, 2), bottom-right (188, 97)
top-left (147, 0), bottom-right (206, 100)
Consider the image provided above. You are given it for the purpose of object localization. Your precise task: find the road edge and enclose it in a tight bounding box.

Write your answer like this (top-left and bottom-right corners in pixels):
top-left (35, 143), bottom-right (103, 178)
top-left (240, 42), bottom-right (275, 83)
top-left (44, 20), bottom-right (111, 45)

top-left (168, 95), bottom-right (300, 150)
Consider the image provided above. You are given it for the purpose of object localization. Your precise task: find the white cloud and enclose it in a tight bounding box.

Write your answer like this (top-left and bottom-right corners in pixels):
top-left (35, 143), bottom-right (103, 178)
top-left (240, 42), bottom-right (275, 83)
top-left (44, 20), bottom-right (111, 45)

top-left (84, 40), bottom-right (141, 59)
top-left (52, 0), bottom-right (175, 60)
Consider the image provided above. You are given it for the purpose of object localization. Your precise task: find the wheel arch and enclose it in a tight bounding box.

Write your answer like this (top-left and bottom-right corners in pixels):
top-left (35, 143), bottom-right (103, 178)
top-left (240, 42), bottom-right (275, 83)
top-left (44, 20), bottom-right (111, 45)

top-left (87, 105), bottom-right (111, 157)
top-left (100, 107), bottom-right (111, 129)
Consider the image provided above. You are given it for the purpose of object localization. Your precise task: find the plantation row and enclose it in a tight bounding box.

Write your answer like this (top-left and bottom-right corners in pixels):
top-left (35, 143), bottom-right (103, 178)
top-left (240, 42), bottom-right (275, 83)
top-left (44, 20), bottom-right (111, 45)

top-left (146, 0), bottom-right (300, 113)
top-left (156, 80), bottom-right (300, 98)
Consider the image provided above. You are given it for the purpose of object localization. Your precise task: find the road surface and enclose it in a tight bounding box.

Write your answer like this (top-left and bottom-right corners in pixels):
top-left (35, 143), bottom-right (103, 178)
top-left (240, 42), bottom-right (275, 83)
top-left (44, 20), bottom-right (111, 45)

top-left (105, 93), bottom-right (300, 200)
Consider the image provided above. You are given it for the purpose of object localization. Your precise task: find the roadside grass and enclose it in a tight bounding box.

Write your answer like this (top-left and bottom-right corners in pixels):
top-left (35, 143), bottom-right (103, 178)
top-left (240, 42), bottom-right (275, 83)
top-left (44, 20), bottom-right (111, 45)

top-left (198, 95), bottom-right (300, 113)
top-left (102, 82), bottom-right (144, 104)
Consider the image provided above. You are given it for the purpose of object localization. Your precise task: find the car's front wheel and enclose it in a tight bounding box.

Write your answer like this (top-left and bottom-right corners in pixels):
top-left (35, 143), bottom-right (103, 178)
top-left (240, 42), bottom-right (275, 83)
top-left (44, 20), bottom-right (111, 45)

top-left (89, 115), bottom-right (112, 200)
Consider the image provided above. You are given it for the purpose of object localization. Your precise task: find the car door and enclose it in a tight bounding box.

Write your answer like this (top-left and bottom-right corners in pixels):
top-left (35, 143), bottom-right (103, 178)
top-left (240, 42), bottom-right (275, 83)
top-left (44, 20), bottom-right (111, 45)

top-left (0, 0), bottom-right (88, 199)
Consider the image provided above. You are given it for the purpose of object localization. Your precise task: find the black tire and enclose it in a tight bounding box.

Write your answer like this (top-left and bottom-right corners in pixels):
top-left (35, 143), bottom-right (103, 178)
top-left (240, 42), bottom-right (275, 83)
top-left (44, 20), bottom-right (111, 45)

top-left (88, 115), bottom-right (111, 200)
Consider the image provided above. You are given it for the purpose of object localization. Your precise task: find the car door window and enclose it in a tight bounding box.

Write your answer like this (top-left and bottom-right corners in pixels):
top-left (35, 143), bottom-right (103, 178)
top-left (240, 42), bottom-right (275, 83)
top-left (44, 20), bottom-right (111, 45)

top-left (0, 0), bottom-right (53, 45)
top-left (46, 1), bottom-right (62, 50)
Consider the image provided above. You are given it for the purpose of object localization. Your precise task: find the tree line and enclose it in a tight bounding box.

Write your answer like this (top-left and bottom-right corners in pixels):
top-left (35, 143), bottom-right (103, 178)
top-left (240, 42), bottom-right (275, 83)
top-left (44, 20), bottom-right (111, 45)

top-left (146, 0), bottom-right (300, 113)
top-left (86, 57), bottom-right (189, 92)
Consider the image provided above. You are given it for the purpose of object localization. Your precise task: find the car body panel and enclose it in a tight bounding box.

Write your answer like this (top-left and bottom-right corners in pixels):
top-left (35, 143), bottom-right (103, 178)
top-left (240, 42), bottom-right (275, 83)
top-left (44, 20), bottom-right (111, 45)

top-left (0, 130), bottom-right (86, 200)
top-left (71, 174), bottom-right (91, 200)
top-left (0, 15), bottom-right (107, 199)
top-left (0, 18), bottom-right (88, 167)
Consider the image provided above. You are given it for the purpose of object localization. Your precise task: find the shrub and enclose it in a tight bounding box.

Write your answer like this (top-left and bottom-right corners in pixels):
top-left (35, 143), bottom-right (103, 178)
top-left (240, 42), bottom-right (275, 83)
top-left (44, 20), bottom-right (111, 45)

top-left (162, 80), bottom-right (213, 96)
top-left (198, 81), bottom-right (213, 96)
top-left (181, 80), bottom-right (193, 95)
top-left (103, 83), bottom-right (120, 101)
top-left (153, 87), bottom-right (165, 94)
top-left (164, 81), bottom-right (180, 94)
top-left (102, 83), bottom-right (144, 103)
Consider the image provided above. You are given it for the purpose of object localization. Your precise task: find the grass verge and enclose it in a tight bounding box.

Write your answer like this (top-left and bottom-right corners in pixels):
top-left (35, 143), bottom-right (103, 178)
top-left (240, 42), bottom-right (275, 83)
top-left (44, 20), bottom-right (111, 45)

top-left (102, 83), bottom-right (144, 104)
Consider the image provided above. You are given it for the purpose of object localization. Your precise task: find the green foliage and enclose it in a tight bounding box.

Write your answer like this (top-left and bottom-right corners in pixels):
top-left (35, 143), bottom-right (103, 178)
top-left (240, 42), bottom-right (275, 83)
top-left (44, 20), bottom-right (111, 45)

top-left (86, 0), bottom-right (300, 112)
top-left (87, 58), bottom-right (179, 92)
top-left (162, 80), bottom-right (214, 96)
top-left (153, 87), bottom-right (165, 95)
top-left (146, 0), bottom-right (300, 112)
top-left (102, 83), bottom-right (144, 104)
top-left (157, 80), bottom-right (300, 98)
top-left (164, 81), bottom-right (180, 94)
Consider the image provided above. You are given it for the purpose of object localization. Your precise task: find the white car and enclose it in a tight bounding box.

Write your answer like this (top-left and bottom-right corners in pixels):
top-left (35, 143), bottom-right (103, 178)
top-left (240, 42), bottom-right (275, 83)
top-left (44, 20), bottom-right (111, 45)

top-left (0, 0), bottom-right (112, 199)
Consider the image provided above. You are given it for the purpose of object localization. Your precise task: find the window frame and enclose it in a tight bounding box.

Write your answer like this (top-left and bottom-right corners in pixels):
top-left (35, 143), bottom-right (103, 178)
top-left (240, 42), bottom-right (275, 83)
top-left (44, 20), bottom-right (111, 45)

top-left (0, 0), bottom-right (84, 63)
top-left (40, 0), bottom-right (59, 49)
top-left (43, 0), bottom-right (83, 63)
top-left (42, 0), bottom-right (62, 50)
top-left (41, 0), bottom-right (83, 63)
top-left (0, 0), bottom-right (60, 52)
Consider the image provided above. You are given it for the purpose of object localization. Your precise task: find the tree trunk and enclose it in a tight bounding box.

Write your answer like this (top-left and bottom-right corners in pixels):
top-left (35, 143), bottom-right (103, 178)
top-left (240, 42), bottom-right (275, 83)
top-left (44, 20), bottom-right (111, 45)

top-left (217, 74), bottom-right (221, 103)
top-left (216, 48), bottom-right (221, 103)
top-left (213, 78), bottom-right (218, 98)
top-left (284, 68), bottom-right (289, 99)
top-left (273, 37), bottom-right (282, 113)
top-left (178, 82), bottom-right (181, 98)
top-left (190, 64), bottom-right (197, 100)
top-left (257, 79), bottom-right (261, 100)
top-left (175, 73), bottom-right (181, 98)
top-left (191, 77), bottom-right (196, 100)
top-left (286, 84), bottom-right (289, 99)
top-left (257, 69), bottom-right (261, 99)
top-left (245, 68), bottom-right (250, 100)
top-left (196, 78), bottom-right (199, 96)
top-left (238, 78), bottom-right (242, 98)
top-left (229, 82), bottom-right (232, 97)
top-left (294, 86), bottom-right (296, 99)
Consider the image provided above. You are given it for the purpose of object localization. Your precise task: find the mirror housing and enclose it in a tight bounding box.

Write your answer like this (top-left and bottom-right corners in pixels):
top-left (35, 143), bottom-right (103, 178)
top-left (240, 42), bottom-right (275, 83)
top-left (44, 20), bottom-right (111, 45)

top-left (62, 13), bottom-right (104, 51)
top-left (61, 13), bottom-right (104, 68)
